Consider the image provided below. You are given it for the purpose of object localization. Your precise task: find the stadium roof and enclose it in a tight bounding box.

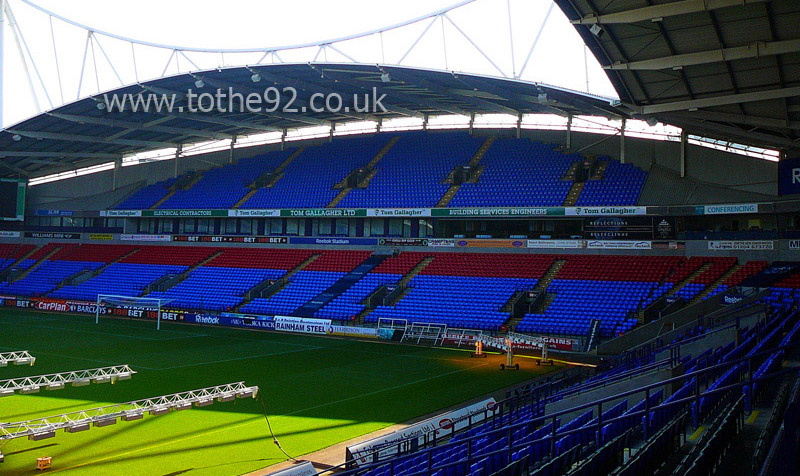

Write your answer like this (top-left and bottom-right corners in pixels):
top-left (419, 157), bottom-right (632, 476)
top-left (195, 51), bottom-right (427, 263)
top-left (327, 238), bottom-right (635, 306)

top-left (555, 0), bottom-right (800, 152)
top-left (0, 63), bottom-right (620, 179)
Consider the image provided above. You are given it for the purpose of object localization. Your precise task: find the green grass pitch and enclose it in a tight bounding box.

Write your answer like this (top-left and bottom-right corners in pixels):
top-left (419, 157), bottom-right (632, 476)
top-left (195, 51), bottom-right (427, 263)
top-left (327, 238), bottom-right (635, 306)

top-left (0, 309), bottom-right (565, 476)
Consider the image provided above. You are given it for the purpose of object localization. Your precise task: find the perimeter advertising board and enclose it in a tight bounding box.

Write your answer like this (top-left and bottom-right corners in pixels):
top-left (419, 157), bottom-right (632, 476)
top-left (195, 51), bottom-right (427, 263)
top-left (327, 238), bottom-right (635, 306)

top-left (346, 398), bottom-right (498, 465)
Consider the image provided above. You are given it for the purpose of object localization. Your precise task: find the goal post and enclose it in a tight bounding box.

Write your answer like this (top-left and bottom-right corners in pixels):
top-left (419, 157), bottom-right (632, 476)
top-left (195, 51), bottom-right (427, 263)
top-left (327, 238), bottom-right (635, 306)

top-left (96, 295), bottom-right (165, 330)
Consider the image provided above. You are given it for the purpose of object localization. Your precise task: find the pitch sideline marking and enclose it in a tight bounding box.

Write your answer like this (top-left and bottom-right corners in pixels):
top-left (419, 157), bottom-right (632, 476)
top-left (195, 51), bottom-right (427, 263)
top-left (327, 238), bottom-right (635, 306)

top-left (140, 346), bottom-right (326, 371)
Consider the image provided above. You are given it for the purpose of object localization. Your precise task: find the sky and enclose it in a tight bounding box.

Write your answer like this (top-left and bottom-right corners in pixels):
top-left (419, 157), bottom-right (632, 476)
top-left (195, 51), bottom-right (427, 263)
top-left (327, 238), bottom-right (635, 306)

top-left (1, 0), bottom-right (618, 126)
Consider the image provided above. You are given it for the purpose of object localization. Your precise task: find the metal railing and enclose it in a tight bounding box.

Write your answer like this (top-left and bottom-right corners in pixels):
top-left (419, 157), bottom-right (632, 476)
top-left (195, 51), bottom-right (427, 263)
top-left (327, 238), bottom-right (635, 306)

top-left (321, 344), bottom-right (800, 476)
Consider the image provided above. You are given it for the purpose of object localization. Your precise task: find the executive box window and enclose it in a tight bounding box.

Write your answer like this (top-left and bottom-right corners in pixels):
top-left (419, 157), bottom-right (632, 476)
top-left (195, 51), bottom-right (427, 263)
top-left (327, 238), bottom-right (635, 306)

top-left (160, 219), bottom-right (174, 234)
top-left (240, 219), bottom-right (253, 235)
top-left (269, 219), bottom-right (283, 235)
top-left (197, 219), bottom-right (210, 234)
top-left (286, 219), bottom-right (300, 236)
top-left (224, 219), bottom-right (237, 235)
top-left (335, 219), bottom-right (349, 236)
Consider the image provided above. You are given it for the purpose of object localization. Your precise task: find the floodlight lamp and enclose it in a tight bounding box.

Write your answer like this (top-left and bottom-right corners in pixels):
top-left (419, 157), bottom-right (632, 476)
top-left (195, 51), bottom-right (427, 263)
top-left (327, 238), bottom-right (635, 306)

top-left (11, 134), bottom-right (21, 142)
top-left (380, 73), bottom-right (391, 83)
top-left (194, 79), bottom-right (205, 88)
top-left (251, 73), bottom-right (262, 83)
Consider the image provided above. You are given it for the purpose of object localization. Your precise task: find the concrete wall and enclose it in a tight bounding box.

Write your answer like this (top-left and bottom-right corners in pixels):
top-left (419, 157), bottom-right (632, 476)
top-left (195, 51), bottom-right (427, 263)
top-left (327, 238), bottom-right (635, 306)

top-left (544, 367), bottom-right (674, 423)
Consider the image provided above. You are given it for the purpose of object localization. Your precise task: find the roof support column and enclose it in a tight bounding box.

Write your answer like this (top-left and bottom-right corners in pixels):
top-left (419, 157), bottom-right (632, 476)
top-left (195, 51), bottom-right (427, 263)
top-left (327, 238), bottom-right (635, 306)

top-left (329, 123), bottom-right (334, 142)
top-left (174, 144), bottom-right (182, 179)
top-left (112, 158), bottom-right (121, 191)
top-left (0, 0), bottom-right (5, 127)
top-left (680, 131), bottom-right (688, 178)
top-left (516, 113), bottom-right (522, 139)
top-left (229, 136), bottom-right (236, 164)
top-left (468, 113), bottom-right (475, 135)
top-left (423, 114), bottom-right (429, 131)
top-left (280, 128), bottom-right (286, 151)
top-left (566, 115), bottom-right (573, 150)
top-left (620, 119), bottom-right (626, 164)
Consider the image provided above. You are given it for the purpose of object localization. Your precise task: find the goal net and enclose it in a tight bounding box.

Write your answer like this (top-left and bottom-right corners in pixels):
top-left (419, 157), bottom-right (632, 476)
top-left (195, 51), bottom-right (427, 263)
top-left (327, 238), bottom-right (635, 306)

top-left (96, 295), bottom-right (166, 330)
top-left (402, 322), bottom-right (448, 345)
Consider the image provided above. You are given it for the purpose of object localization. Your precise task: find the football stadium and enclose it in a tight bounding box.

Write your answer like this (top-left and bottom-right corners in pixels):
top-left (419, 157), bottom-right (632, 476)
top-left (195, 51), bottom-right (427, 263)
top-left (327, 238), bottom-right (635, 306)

top-left (0, 0), bottom-right (799, 475)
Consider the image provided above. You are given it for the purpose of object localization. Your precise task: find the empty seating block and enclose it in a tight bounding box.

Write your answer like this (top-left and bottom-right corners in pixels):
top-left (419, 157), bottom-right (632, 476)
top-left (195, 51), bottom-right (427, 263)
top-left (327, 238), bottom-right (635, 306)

top-left (149, 266), bottom-right (285, 312)
top-left (51, 263), bottom-right (186, 302)
top-left (576, 159), bottom-right (646, 206)
top-left (517, 280), bottom-right (648, 337)
top-left (159, 152), bottom-right (290, 209)
top-left (367, 275), bottom-right (536, 330)
top-left (241, 270), bottom-right (345, 316)
top-left (339, 131), bottom-right (483, 208)
top-left (449, 138), bottom-right (577, 207)
top-left (242, 135), bottom-right (392, 209)
top-left (116, 178), bottom-right (178, 209)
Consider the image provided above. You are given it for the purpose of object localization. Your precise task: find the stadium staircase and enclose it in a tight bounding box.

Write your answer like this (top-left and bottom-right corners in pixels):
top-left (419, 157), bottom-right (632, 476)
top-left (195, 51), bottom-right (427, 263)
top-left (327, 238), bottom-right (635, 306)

top-left (667, 263), bottom-right (713, 297)
top-left (234, 147), bottom-right (308, 206)
top-left (234, 254), bottom-right (320, 311)
top-left (0, 246), bottom-right (40, 280)
top-left (292, 254), bottom-right (389, 317)
top-left (591, 160), bottom-right (610, 179)
top-left (502, 259), bottom-right (566, 330)
top-left (327, 137), bottom-right (400, 208)
top-left (585, 318), bottom-right (601, 351)
top-left (356, 255), bottom-right (434, 324)
top-left (562, 182), bottom-right (585, 206)
top-left (52, 248), bottom-right (140, 291)
top-left (436, 137), bottom-right (495, 207)
top-left (142, 250), bottom-right (223, 296)
top-left (690, 263), bottom-right (743, 304)
top-left (150, 171), bottom-right (205, 209)
top-left (8, 246), bottom-right (62, 283)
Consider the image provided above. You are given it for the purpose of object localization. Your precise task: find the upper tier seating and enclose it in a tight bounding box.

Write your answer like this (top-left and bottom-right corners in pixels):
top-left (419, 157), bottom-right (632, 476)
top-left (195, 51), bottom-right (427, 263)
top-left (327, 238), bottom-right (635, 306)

top-left (448, 138), bottom-right (578, 207)
top-left (116, 178), bottom-right (178, 210)
top-left (112, 131), bottom-right (650, 210)
top-left (575, 158), bottom-right (647, 206)
top-left (159, 153), bottom-right (290, 209)
top-left (339, 131), bottom-right (484, 208)
top-left (241, 135), bottom-right (393, 209)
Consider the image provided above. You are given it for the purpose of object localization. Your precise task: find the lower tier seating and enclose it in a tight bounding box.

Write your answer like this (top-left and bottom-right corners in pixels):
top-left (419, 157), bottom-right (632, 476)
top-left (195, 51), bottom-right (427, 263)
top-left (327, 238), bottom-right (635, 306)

top-left (149, 266), bottom-right (286, 312)
top-left (366, 275), bottom-right (537, 331)
top-left (240, 270), bottom-right (345, 316)
top-left (517, 280), bottom-right (648, 337)
top-left (51, 263), bottom-right (187, 302)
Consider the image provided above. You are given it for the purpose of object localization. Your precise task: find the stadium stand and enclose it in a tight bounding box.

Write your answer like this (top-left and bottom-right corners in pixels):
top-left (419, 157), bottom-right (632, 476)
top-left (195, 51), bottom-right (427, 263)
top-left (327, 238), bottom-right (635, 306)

top-left (159, 154), bottom-right (290, 209)
top-left (336, 300), bottom-right (799, 476)
top-left (575, 158), bottom-right (647, 206)
top-left (447, 138), bottom-right (578, 207)
top-left (115, 178), bottom-right (178, 210)
top-left (241, 135), bottom-right (393, 209)
top-left (113, 132), bottom-right (648, 211)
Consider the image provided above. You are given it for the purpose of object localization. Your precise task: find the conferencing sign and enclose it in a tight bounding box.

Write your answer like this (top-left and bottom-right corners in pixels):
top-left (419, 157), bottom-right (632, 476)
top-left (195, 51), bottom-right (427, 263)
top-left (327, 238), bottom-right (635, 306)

top-left (778, 155), bottom-right (800, 196)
